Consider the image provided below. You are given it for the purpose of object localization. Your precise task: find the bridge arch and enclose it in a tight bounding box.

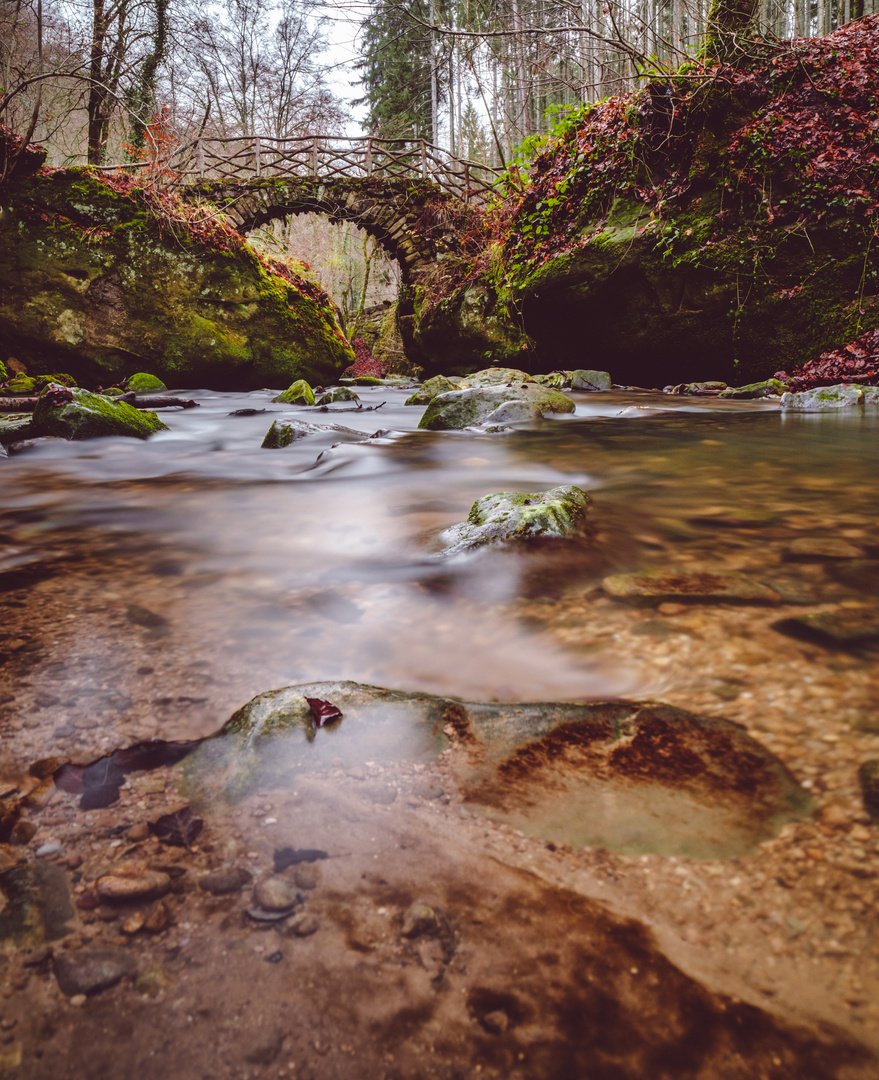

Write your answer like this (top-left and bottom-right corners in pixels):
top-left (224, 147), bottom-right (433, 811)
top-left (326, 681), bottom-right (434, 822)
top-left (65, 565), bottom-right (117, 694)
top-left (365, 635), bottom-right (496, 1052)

top-left (194, 177), bottom-right (449, 283)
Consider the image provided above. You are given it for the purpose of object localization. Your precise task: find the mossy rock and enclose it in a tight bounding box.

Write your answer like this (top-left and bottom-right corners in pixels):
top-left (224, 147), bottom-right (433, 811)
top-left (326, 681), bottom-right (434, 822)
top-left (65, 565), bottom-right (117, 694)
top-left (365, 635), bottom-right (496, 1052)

top-left (0, 413), bottom-right (34, 444)
top-left (315, 387), bottom-right (360, 405)
top-left (404, 375), bottom-right (457, 405)
top-left (272, 380), bottom-right (315, 406)
top-left (439, 485), bottom-right (591, 553)
top-left (127, 372), bottom-right (167, 393)
top-left (780, 384), bottom-right (865, 410)
top-left (4, 374), bottom-right (37, 395)
top-left (261, 419), bottom-right (364, 448)
top-left (718, 379), bottom-right (786, 400)
top-left (32, 385), bottom-right (169, 440)
top-left (459, 367), bottom-right (536, 388)
top-left (418, 384), bottom-right (575, 430)
top-left (0, 169), bottom-right (353, 389)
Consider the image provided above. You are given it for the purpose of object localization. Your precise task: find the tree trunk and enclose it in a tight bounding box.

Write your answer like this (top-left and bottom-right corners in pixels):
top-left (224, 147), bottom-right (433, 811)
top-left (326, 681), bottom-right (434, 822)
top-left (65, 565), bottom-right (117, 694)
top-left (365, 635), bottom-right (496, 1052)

top-left (703, 0), bottom-right (760, 61)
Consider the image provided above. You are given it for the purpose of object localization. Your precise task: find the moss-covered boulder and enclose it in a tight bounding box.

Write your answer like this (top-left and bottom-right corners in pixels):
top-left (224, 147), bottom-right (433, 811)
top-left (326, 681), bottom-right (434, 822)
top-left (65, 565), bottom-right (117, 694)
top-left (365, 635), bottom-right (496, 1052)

top-left (5, 374), bottom-right (37, 395)
top-left (439, 485), bottom-right (591, 553)
top-left (272, 380), bottom-right (315, 406)
top-left (0, 413), bottom-right (34, 444)
top-left (780, 384), bottom-right (865, 410)
top-left (315, 387), bottom-right (359, 405)
top-left (404, 375), bottom-right (457, 405)
top-left (0, 165), bottom-right (353, 389)
top-left (126, 372), bottom-right (167, 393)
top-left (31, 384), bottom-right (168, 440)
top-left (261, 419), bottom-right (365, 448)
top-left (418, 383), bottom-right (574, 430)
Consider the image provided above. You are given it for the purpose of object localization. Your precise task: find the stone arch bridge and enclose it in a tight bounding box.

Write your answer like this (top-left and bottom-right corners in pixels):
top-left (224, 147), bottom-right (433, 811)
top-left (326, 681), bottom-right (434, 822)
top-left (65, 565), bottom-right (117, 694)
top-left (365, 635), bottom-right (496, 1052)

top-left (102, 134), bottom-right (503, 282)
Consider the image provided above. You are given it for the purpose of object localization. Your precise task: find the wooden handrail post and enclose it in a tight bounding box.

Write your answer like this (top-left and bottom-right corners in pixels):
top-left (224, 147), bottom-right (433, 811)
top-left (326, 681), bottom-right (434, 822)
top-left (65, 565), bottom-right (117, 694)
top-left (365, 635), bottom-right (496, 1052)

top-left (420, 139), bottom-right (427, 179)
top-left (365, 136), bottom-right (373, 178)
top-left (464, 161), bottom-right (470, 201)
top-left (195, 139), bottom-right (204, 180)
top-left (311, 137), bottom-right (318, 177)
top-left (254, 137), bottom-right (261, 178)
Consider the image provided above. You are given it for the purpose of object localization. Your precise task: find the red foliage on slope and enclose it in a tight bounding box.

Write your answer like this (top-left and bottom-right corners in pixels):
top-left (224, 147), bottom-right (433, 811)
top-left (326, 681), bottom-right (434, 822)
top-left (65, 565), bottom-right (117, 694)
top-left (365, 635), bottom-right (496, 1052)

top-left (776, 327), bottom-right (879, 390)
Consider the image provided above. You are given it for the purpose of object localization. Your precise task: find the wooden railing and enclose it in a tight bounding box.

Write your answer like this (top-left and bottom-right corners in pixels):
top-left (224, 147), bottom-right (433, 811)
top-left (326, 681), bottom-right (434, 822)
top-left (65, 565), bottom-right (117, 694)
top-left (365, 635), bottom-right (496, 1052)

top-left (96, 135), bottom-right (503, 202)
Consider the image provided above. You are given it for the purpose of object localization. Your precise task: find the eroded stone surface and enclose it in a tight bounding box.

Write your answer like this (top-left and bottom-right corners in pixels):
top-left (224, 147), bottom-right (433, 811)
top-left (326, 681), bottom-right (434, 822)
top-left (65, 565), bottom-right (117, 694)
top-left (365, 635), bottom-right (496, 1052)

top-left (184, 681), bottom-right (812, 858)
top-left (438, 485), bottom-right (591, 554)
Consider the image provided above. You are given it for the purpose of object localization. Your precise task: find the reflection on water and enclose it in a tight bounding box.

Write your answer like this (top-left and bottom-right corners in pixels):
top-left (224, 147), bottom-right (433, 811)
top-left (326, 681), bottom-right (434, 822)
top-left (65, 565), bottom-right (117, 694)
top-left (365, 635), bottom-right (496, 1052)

top-left (2, 386), bottom-right (879, 754)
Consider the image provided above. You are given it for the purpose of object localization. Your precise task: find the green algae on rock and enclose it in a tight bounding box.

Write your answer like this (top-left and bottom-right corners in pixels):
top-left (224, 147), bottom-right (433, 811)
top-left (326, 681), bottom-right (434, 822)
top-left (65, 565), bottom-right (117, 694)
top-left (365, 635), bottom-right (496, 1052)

top-left (272, 380), bottom-right (315, 406)
top-left (32, 385), bottom-right (168, 440)
top-left (780, 384), bottom-right (866, 410)
top-left (418, 383), bottom-right (574, 430)
top-left (261, 419), bottom-right (365, 448)
top-left (315, 387), bottom-right (360, 405)
top-left (404, 375), bottom-right (457, 405)
top-left (439, 485), bottom-right (591, 553)
top-left (183, 680), bottom-right (813, 859)
top-left (126, 372), bottom-right (167, 393)
top-left (0, 166), bottom-right (353, 389)
top-left (717, 379), bottom-right (787, 400)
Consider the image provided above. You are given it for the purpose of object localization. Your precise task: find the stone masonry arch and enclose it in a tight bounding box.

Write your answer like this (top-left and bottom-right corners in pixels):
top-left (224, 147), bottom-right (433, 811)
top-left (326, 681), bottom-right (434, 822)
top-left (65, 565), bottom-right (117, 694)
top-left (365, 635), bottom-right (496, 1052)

top-left (186, 176), bottom-right (459, 284)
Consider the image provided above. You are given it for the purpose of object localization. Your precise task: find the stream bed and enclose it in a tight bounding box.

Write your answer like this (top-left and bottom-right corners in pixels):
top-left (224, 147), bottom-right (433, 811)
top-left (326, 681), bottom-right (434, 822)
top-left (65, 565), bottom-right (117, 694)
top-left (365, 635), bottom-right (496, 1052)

top-left (2, 385), bottom-right (879, 1078)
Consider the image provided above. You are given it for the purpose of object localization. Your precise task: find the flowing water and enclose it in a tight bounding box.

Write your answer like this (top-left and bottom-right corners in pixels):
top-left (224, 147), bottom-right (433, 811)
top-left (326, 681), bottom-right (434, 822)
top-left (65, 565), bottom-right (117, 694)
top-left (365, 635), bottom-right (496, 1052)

top-left (4, 386), bottom-right (879, 1076)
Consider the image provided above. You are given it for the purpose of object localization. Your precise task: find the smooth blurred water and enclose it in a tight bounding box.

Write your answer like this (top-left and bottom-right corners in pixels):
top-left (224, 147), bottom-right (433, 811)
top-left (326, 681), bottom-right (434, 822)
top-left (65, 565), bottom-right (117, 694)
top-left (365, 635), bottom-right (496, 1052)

top-left (3, 386), bottom-right (879, 738)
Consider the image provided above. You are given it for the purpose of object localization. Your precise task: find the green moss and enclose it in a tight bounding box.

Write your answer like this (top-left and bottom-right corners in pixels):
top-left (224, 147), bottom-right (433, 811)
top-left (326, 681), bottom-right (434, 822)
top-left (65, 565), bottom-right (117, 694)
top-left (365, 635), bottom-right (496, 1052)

top-left (272, 379), bottom-right (315, 405)
top-left (32, 386), bottom-right (169, 440)
top-left (127, 372), bottom-right (167, 393)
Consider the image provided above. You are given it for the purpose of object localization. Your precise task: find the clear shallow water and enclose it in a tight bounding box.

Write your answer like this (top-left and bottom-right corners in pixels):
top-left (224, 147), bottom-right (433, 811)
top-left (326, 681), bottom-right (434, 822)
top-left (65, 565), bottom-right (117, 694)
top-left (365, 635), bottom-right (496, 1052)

top-left (2, 386), bottom-right (879, 744)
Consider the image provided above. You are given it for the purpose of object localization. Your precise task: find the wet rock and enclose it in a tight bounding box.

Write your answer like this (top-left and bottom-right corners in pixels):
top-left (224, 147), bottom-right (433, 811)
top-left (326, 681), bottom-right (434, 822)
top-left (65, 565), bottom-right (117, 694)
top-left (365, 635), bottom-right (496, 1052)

top-left (717, 379), bottom-right (786, 399)
top-left (603, 570), bottom-right (778, 605)
top-left (401, 902), bottom-right (437, 938)
top-left (785, 537), bottom-right (863, 560)
top-left (125, 823), bottom-right (150, 842)
top-left (858, 761), bottom-right (879, 822)
top-left (244, 1032), bottom-right (284, 1066)
top-left (253, 876), bottom-right (300, 912)
top-left (198, 867), bottom-right (252, 895)
top-left (825, 559), bottom-right (879, 597)
top-left (185, 681), bottom-right (811, 858)
top-left (53, 949), bottom-right (136, 996)
top-left (292, 865), bottom-right (320, 890)
top-left (10, 821), bottom-right (36, 845)
top-left (135, 963), bottom-right (175, 997)
top-left (315, 387), bottom-right (360, 406)
top-left (404, 375), bottom-right (457, 406)
top-left (780, 384), bottom-right (864, 409)
top-left (144, 900), bottom-right (170, 933)
top-left (439, 485), bottom-right (590, 554)
top-left (31, 385), bottom-right (168, 440)
top-left (418, 384), bottom-right (574, 430)
top-left (0, 414), bottom-right (33, 445)
top-left (271, 379), bottom-right (315, 406)
top-left (261, 419), bottom-right (364, 448)
top-left (282, 913), bottom-right (320, 938)
top-left (571, 369), bottom-right (612, 391)
top-left (126, 372), bottom-right (166, 393)
top-left (773, 607), bottom-right (879, 648)
top-left (481, 400), bottom-right (544, 429)
top-left (459, 367), bottom-right (535, 388)
top-left (121, 911), bottom-right (145, 935)
top-left (95, 863), bottom-right (171, 903)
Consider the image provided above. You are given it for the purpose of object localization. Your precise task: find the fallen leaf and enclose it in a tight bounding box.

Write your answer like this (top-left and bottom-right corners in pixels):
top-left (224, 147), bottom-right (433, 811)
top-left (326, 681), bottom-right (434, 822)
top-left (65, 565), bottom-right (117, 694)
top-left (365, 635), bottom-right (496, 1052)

top-left (149, 806), bottom-right (203, 847)
top-left (305, 697), bottom-right (342, 727)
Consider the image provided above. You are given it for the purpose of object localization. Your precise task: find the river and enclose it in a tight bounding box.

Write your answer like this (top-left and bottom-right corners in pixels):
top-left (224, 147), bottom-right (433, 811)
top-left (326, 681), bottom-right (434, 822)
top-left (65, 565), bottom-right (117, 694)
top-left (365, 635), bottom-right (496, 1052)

top-left (2, 385), bottom-right (879, 1076)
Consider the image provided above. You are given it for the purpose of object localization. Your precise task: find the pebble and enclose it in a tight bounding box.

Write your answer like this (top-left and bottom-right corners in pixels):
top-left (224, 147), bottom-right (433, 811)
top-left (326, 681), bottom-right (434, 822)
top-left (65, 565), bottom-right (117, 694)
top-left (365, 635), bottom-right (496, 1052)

top-left (144, 901), bottom-right (170, 934)
top-left (53, 949), bottom-right (136, 997)
top-left (282, 913), bottom-right (320, 938)
top-left (292, 865), bottom-right (319, 891)
top-left (35, 843), bottom-right (63, 858)
top-left (10, 822), bottom-right (36, 845)
top-left (96, 863), bottom-right (171, 902)
top-left (401, 902), bottom-right (437, 938)
top-left (126, 823), bottom-right (149, 843)
top-left (253, 877), bottom-right (300, 912)
top-left (198, 867), bottom-right (253, 896)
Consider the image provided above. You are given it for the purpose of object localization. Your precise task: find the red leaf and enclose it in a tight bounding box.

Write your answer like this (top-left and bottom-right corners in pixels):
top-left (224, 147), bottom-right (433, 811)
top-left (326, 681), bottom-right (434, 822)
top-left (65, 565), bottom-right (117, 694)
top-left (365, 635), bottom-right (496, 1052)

top-left (305, 697), bottom-right (342, 728)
